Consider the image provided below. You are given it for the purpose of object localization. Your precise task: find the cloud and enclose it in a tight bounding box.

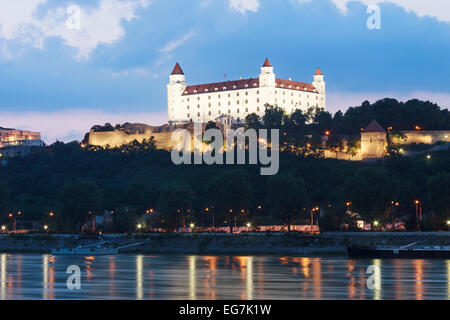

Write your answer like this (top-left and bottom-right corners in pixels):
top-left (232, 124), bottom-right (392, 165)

top-left (0, 109), bottom-right (167, 143)
top-left (0, 0), bottom-right (149, 60)
top-left (298, 0), bottom-right (450, 23)
top-left (160, 29), bottom-right (196, 54)
top-left (327, 91), bottom-right (450, 114)
top-left (229, 0), bottom-right (260, 14)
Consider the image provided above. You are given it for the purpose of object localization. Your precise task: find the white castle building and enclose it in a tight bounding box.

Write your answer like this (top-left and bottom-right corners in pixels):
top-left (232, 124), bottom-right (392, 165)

top-left (167, 58), bottom-right (326, 124)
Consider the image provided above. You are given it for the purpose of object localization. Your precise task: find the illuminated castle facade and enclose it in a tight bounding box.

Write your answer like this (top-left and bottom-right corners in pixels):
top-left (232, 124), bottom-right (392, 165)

top-left (167, 58), bottom-right (326, 124)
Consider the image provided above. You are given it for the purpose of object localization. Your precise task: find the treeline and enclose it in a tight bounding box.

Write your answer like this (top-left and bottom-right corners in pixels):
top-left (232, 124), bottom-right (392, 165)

top-left (0, 98), bottom-right (449, 232)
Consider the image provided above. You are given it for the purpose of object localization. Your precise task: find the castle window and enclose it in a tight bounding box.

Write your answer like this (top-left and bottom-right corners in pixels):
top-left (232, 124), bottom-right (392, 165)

top-left (237, 109), bottom-right (239, 113)
top-left (291, 93), bottom-right (293, 97)
top-left (208, 103), bottom-right (211, 107)
top-left (218, 95), bottom-right (221, 98)
top-left (257, 107), bottom-right (260, 111)
top-left (197, 97), bottom-right (200, 100)
top-left (218, 102), bottom-right (221, 106)
top-left (236, 93), bottom-right (239, 97)
top-left (187, 98), bottom-right (190, 102)
top-left (198, 112), bottom-right (200, 117)
top-left (245, 99), bottom-right (248, 104)
top-left (237, 101), bottom-right (239, 105)
top-left (228, 110), bottom-right (231, 114)
top-left (245, 108), bottom-right (248, 112)
top-left (187, 113), bottom-right (190, 117)
top-left (257, 98), bottom-right (260, 103)
top-left (245, 92), bottom-right (248, 96)
top-left (228, 94), bottom-right (231, 97)
top-left (208, 111), bottom-right (211, 116)
top-left (228, 101), bottom-right (231, 106)
top-left (197, 104), bottom-right (200, 108)
top-left (257, 90), bottom-right (259, 94)
top-left (208, 96), bottom-right (211, 99)
top-left (275, 98), bottom-right (277, 102)
top-left (283, 91), bottom-right (285, 95)
top-left (187, 105), bottom-right (190, 110)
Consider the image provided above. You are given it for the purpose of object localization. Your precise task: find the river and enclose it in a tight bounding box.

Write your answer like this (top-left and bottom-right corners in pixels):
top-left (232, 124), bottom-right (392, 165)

top-left (0, 254), bottom-right (449, 300)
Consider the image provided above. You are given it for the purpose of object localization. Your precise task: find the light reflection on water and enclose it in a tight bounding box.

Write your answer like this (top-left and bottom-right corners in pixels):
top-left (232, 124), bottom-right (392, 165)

top-left (0, 253), bottom-right (448, 300)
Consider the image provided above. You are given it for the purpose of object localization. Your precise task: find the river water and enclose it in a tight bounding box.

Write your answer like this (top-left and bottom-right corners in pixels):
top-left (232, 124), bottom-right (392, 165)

top-left (0, 253), bottom-right (449, 300)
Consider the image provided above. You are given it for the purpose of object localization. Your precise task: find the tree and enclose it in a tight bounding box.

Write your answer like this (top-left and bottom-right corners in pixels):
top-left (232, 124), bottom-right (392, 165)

top-left (267, 173), bottom-right (309, 230)
top-left (205, 121), bottom-right (219, 131)
top-left (427, 172), bottom-right (450, 222)
top-left (263, 104), bottom-right (285, 129)
top-left (112, 207), bottom-right (139, 233)
top-left (245, 113), bottom-right (261, 130)
top-left (157, 183), bottom-right (194, 230)
top-left (0, 183), bottom-right (10, 222)
top-left (208, 170), bottom-right (253, 229)
top-left (57, 178), bottom-right (102, 232)
top-left (345, 167), bottom-right (398, 222)
top-left (346, 138), bottom-right (360, 158)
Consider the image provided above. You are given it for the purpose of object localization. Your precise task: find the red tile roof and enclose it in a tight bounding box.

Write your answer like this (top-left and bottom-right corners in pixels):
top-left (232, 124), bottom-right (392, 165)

top-left (262, 58), bottom-right (272, 67)
top-left (315, 67), bottom-right (323, 75)
top-left (182, 77), bottom-right (318, 95)
top-left (183, 78), bottom-right (260, 95)
top-left (364, 120), bottom-right (385, 132)
top-left (275, 79), bottom-right (317, 92)
top-left (171, 63), bottom-right (184, 75)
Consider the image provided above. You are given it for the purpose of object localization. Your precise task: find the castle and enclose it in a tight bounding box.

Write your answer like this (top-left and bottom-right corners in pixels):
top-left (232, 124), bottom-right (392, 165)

top-left (167, 58), bottom-right (326, 124)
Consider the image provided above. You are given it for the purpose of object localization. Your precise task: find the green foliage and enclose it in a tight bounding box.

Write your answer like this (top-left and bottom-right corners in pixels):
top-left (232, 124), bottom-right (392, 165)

top-left (57, 178), bottom-right (101, 232)
top-left (345, 167), bottom-right (399, 221)
top-left (112, 207), bottom-right (139, 233)
top-left (267, 173), bottom-right (308, 228)
top-left (427, 172), bottom-right (450, 219)
top-left (157, 182), bottom-right (194, 229)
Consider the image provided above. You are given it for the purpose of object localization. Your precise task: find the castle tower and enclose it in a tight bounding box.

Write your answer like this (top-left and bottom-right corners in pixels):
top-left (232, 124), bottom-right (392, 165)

top-left (312, 67), bottom-right (325, 95)
top-left (361, 120), bottom-right (387, 159)
top-left (259, 58), bottom-right (276, 87)
top-left (167, 63), bottom-right (187, 123)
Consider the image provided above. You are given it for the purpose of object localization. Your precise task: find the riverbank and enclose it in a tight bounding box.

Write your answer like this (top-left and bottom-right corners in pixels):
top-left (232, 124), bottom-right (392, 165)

top-left (1, 232), bottom-right (449, 255)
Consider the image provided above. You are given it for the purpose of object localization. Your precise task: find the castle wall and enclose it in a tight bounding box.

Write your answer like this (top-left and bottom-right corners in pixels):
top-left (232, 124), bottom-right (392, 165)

top-left (398, 131), bottom-right (450, 145)
top-left (88, 130), bottom-right (177, 151)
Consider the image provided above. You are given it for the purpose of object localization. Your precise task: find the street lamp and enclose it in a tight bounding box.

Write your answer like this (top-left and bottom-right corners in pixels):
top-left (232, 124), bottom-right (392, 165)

top-left (189, 223), bottom-right (195, 229)
top-left (8, 213), bottom-right (16, 234)
top-left (414, 200), bottom-right (422, 228)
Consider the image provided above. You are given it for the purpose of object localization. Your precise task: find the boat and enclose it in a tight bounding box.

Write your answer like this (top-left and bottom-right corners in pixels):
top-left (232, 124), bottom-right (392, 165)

top-left (52, 240), bottom-right (118, 255)
top-left (347, 242), bottom-right (450, 259)
top-left (52, 247), bottom-right (118, 255)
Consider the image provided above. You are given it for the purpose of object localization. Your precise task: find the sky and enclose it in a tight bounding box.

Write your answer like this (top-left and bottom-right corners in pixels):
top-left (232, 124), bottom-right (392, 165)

top-left (0, 0), bottom-right (449, 142)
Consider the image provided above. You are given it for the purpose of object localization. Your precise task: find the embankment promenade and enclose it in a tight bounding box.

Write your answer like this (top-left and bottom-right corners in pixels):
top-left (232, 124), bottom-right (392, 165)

top-left (0, 232), bottom-right (449, 255)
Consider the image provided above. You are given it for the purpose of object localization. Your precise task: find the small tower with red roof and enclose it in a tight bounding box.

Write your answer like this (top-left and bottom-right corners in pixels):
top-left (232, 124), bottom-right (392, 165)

top-left (259, 58), bottom-right (275, 87)
top-left (313, 67), bottom-right (325, 95)
top-left (168, 62), bottom-right (188, 123)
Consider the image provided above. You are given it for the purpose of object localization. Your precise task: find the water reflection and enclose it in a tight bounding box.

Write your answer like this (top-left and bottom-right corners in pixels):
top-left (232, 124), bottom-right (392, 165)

top-left (0, 254), bottom-right (447, 300)
top-left (189, 256), bottom-right (196, 300)
top-left (1, 254), bottom-right (6, 300)
top-left (136, 255), bottom-right (143, 300)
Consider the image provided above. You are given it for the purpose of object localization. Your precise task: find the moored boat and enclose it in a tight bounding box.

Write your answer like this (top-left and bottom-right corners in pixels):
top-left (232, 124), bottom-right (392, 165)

top-left (347, 243), bottom-right (450, 259)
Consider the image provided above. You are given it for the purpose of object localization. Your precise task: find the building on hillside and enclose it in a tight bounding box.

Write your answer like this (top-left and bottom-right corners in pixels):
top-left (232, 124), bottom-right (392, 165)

top-left (360, 120), bottom-right (388, 159)
top-left (167, 58), bottom-right (326, 124)
top-left (0, 127), bottom-right (43, 158)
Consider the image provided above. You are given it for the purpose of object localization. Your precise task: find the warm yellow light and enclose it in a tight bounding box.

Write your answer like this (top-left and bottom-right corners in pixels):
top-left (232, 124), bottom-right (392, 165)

top-left (399, 148), bottom-right (404, 153)
top-left (49, 212), bottom-right (54, 217)
top-left (189, 223), bottom-right (195, 228)
top-left (373, 221), bottom-right (379, 227)
top-left (246, 222), bottom-right (251, 227)
top-left (447, 220), bottom-right (450, 226)
top-left (1, 226), bottom-right (5, 231)
top-left (43, 225), bottom-right (48, 230)
top-left (137, 224), bottom-right (142, 229)
top-left (415, 200), bottom-right (420, 205)
top-left (427, 155), bottom-right (431, 159)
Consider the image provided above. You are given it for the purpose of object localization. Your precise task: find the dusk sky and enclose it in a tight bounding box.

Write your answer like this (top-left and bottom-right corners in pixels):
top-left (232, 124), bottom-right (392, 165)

top-left (0, 0), bottom-right (449, 142)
